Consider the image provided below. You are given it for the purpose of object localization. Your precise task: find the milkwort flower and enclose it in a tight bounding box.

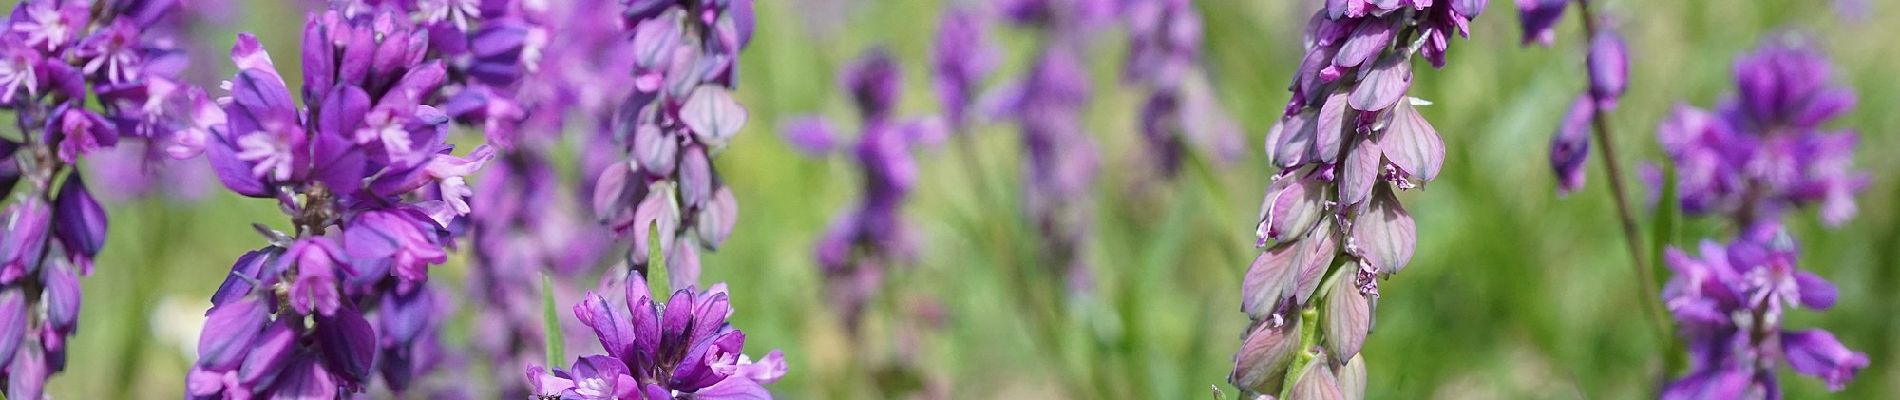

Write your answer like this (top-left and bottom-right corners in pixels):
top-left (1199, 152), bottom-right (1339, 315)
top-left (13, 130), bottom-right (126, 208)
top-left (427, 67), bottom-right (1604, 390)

top-left (1232, 0), bottom-right (1485, 397)
top-left (1515, 0), bottom-right (1627, 195)
top-left (0, 0), bottom-right (211, 397)
top-left (183, 5), bottom-right (497, 397)
top-left (592, 0), bottom-right (752, 287)
top-left (1653, 37), bottom-right (1867, 398)
top-left (526, 273), bottom-right (786, 399)
top-left (781, 48), bottom-right (944, 331)
top-left (1118, 0), bottom-right (1241, 178)
top-left (1652, 38), bottom-right (1865, 228)
top-left (985, 0), bottom-right (1115, 292)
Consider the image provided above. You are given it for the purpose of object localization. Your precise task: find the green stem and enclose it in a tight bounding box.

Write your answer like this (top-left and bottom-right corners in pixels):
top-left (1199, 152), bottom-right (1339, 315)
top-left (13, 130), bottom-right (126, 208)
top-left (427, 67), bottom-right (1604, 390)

top-left (1576, 0), bottom-right (1673, 355)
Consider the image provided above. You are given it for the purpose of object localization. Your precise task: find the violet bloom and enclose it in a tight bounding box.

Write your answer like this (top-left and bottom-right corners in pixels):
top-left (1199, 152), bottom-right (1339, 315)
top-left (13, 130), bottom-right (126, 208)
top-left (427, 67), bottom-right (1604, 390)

top-left (528, 274), bottom-right (786, 399)
top-left (1660, 227), bottom-right (1866, 398)
top-left (185, 5), bottom-right (496, 397)
top-left (0, 0), bottom-right (207, 396)
top-left (592, 0), bottom-right (753, 287)
top-left (931, 6), bottom-right (997, 132)
top-left (1120, 0), bottom-right (1242, 176)
top-left (1234, 0), bottom-right (1484, 397)
top-left (1654, 37), bottom-right (1867, 398)
top-left (782, 49), bottom-right (942, 331)
top-left (1654, 39), bottom-right (1865, 228)
top-left (1515, 0), bottom-right (1566, 46)
top-left (986, 0), bottom-right (1114, 292)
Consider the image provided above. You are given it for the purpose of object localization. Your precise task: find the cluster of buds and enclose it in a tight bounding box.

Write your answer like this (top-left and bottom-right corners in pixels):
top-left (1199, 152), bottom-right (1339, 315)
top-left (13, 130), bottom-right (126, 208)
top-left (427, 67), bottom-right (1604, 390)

top-left (1232, 0), bottom-right (1485, 398)
top-left (592, 0), bottom-right (754, 288)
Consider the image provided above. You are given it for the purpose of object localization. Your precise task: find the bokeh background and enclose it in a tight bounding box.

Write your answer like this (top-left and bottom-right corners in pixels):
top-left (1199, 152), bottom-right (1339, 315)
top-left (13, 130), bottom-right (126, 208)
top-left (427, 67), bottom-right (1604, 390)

top-left (25, 0), bottom-right (1900, 398)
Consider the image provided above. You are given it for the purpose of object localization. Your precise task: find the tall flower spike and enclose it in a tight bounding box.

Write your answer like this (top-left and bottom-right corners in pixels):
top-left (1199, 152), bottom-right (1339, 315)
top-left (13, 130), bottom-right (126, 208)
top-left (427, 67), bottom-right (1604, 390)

top-left (1656, 38), bottom-right (1867, 398)
top-left (1120, 0), bottom-right (1242, 177)
top-left (1233, 1), bottom-right (1483, 397)
top-left (0, 0), bottom-right (211, 394)
top-left (782, 48), bottom-right (941, 331)
top-left (185, 4), bottom-right (496, 396)
top-left (987, 0), bottom-right (1113, 294)
top-left (593, 0), bottom-right (754, 286)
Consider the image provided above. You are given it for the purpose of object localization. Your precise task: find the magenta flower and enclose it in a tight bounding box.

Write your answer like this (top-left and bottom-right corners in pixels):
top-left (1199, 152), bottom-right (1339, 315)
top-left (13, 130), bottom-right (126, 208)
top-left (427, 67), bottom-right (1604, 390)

top-left (529, 274), bottom-right (786, 399)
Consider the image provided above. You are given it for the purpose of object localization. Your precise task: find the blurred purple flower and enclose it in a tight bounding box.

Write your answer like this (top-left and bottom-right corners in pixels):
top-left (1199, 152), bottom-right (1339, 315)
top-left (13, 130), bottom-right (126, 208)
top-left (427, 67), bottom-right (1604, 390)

top-left (783, 49), bottom-right (940, 330)
top-left (1121, 0), bottom-right (1243, 177)
top-left (1654, 38), bottom-right (1865, 228)
top-left (1235, 0), bottom-right (1480, 396)
top-left (1515, 0), bottom-right (1566, 46)
top-left (531, 274), bottom-right (786, 399)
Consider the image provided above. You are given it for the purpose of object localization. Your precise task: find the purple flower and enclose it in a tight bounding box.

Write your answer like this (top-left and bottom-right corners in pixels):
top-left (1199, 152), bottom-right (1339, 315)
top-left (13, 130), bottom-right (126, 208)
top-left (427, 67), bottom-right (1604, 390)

top-left (186, 4), bottom-right (497, 396)
top-left (533, 274), bottom-right (786, 399)
top-left (1586, 28), bottom-right (1627, 109)
top-left (0, 0), bottom-right (212, 393)
top-left (1548, 96), bottom-right (1593, 195)
top-left (1654, 38), bottom-right (1866, 227)
top-left (1120, 0), bottom-right (1243, 177)
top-left (593, 0), bottom-right (754, 286)
top-left (1234, 1), bottom-right (1479, 396)
top-left (1660, 228), bottom-right (1865, 395)
top-left (783, 49), bottom-right (940, 330)
top-left (1515, 0), bottom-right (1566, 46)
top-left (931, 7), bottom-right (996, 130)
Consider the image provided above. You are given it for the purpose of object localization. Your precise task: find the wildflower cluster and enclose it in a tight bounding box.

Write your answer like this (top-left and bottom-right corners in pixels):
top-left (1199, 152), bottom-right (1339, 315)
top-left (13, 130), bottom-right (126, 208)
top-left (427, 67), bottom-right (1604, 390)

top-left (1232, 0), bottom-right (1486, 398)
top-left (1655, 39), bottom-right (1867, 398)
top-left (0, 0), bottom-right (212, 396)
top-left (184, 4), bottom-right (495, 396)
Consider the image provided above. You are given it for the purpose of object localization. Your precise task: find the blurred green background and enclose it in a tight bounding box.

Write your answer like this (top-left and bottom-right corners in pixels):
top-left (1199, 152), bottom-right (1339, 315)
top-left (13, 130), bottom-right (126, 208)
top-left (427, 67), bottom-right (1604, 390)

top-left (31, 0), bottom-right (1900, 398)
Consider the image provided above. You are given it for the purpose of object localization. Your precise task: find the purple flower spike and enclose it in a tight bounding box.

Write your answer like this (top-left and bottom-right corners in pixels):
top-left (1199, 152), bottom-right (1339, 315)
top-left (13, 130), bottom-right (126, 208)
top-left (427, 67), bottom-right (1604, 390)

top-left (786, 48), bottom-right (939, 331)
top-left (932, 7), bottom-right (997, 130)
top-left (536, 274), bottom-right (783, 398)
top-left (1233, 1), bottom-right (1482, 397)
top-left (594, 0), bottom-right (755, 289)
top-left (1655, 38), bottom-right (1866, 227)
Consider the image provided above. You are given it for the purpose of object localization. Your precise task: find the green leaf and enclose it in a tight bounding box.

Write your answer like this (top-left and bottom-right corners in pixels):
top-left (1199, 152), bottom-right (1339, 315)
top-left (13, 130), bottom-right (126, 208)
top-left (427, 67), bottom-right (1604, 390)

top-left (541, 273), bottom-right (564, 370)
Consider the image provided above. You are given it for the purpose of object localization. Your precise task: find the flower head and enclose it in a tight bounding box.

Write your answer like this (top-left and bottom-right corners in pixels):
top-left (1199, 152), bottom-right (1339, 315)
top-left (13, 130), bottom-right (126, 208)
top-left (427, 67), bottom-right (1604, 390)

top-left (536, 274), bottom-right (786, 399)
